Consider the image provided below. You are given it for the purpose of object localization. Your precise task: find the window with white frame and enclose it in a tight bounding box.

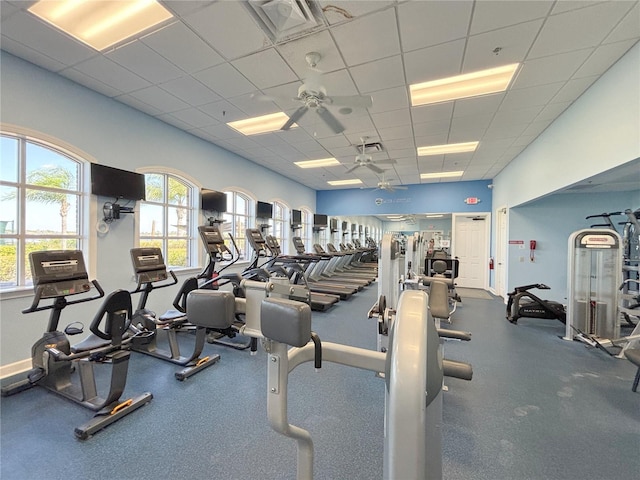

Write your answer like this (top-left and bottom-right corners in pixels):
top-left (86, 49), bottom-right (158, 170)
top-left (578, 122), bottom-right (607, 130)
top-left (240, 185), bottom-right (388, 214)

top-left (223, 190), bottom-right (253, 262)
top-left (300, 208), bottom-right (313, 252)
top-left (139, 172), bottom-right (196, 268)
top-left (272, 200), bottom-right (288, 254)
top-left (0, 133), bottom-right (84, 291)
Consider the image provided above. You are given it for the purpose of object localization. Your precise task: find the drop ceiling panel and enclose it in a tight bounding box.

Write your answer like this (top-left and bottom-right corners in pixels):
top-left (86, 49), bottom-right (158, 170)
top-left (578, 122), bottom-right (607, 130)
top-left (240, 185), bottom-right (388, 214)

top-left (107, 42), bottom-right (185, 84)
top-left (551, 76), bottom-right (599, 104)
top-left (604, 3), bottom-right (640, 44)
top-left (528, 2), bottom-right (633, 58)
top-left (167, 108), bottom-right (217, 129)
top-left (397, 1), bottom-right (473, 52)
top-left (276, 30), bottom-right (344, 76)
top-left (1, 36), bottom-right (67, 72)
top-left (470, 0), bottom-right (553, 35)
top-left (319, 0), bottom-right (395, 25)
top-left (1, 10), bottom-right (95, 67)
top-left (349, 55), bottom-right (406, 94)
top-left (127, 86), bottom-right (189, 113)
top-left (181, 1), bottom-right (271, 60)
top-left (199, 100), bottom-right (246, 123)
top-left (141, 22), bottom-right (226, 74)
top-left (463, 20), bottom-right (544, 72)
top-left (501, 82), bottom-right (565, 110)
top-left (574, 40), bottom-right (638, 78)
top-left (159, 76), bottom-right (221, 106)
top-left (70, 56), bottom-right (150, 93)
top-left (368, 86), bottom-right (410, 114)
top-left (193, 63), bottom-right (257, 98)
top-left (232, 48), bottom-right (298, 89)
top-left (330, 8), bottom-right (401, 66)
top-left (512, 49), bottom-right (594, 89)
top-left (403, 39), bottom-right (466, 84)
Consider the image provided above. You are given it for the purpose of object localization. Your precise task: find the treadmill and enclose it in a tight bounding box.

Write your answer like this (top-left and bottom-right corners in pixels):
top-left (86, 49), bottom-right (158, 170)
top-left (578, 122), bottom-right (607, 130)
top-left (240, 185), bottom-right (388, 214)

top-left (291, 237), bottom-right (363, 297)
top-left (245, 229), bottom-right (339, 311)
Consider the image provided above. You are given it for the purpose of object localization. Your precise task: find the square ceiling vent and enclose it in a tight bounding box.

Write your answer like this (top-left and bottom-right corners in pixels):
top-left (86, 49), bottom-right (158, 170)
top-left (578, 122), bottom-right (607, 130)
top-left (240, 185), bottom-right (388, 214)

top-left (353, 141), bottom-right (384, 154)
top-left (246, 0), bottom-right (325, 43)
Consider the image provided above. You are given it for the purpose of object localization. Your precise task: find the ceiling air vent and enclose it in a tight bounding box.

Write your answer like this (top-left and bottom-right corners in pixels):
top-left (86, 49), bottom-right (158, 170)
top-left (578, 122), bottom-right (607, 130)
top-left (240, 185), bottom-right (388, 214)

top-left (353, 142), bottom-right (384, 154)
top-left (246, 0), bottom-right (325, 43)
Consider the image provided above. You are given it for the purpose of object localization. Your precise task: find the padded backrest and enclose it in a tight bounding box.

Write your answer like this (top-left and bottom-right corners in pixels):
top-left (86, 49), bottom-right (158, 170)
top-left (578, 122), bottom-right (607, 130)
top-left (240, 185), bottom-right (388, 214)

top-left (432, 260), bottom-right (447, 275)
top-left (261, 297), bottom-right (311, 347)
top-left (429, 280), bottom-right (451, 320)
top-left (186, 290), bottom-right (236, 329)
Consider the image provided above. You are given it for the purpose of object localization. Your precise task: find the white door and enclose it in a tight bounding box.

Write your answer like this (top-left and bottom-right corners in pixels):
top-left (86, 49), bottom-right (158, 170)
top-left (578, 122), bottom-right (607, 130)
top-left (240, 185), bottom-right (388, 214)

top-left (453, 214), bottom-right (489, 289)
top-left (496, 207), bottom-right (508, 298)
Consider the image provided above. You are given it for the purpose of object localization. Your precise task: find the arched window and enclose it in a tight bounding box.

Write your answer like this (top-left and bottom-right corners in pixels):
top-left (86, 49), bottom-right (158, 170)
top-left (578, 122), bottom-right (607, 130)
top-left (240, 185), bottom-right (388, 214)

top-left (223, 190), bottom-right (253, 262)
top-left (0, 133), bottom-right (85, 291)
top-left (139, 172), bottom-right (197, 268)
top-left (300, 207), bottom-right (313, 252)
top-left (272, 200), bottom-right (289, 255)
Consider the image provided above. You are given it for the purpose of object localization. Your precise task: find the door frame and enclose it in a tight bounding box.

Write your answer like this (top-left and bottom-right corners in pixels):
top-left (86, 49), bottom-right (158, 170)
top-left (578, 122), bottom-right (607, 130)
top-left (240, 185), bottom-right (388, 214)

top-left (495, 206), bottom-right (508, 299)
top-left (452, 212), bottom-right (491, 289)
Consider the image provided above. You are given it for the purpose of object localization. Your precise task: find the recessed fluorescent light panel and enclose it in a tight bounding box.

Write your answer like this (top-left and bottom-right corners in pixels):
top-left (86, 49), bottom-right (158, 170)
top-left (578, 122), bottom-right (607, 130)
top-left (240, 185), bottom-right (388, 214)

top-left (28, 0), bottom-right (174, 51)
top-left (410, 63), bottom-right (519, 106)
top-left (425, 214), bottom-right (444, 218)
top-left (420, 171), bottom-right (464, 179)
top-left (227, 112), bottom-right (293, 135)
top-left (327, 179), bottom-right (362, 186)
top-left (295, 158), bottom-right (340, 169)
top-left (417, 141), bottom-right (479, 156)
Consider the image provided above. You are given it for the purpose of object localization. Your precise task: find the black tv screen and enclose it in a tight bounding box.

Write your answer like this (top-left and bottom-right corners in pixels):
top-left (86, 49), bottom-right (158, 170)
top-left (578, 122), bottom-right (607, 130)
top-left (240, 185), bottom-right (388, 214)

top-left (256, 201), bottom-right (273, 219)
top-left (330, 218), bottom-right (338, 231)
top-left (341, 221), bottom-right (348, 231)
top-left (314, 214), bottom-right (328, 227)
top-left (91, 163), bottom-right (146, 201)
top-left (291, 209), bottom-right (302, 225)
top-left (201, 189), bottom-right (227, 213)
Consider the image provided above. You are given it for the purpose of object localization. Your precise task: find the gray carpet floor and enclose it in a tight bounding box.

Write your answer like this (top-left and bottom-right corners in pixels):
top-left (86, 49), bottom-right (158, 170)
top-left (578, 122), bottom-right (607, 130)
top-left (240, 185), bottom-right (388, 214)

top-left (1, 281), bottom-right (638, 480)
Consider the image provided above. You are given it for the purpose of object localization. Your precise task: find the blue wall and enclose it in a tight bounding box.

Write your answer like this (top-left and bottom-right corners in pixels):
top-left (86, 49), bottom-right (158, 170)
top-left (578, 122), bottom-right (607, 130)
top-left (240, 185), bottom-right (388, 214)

top-left (317, 180), bottom-right (492, 216)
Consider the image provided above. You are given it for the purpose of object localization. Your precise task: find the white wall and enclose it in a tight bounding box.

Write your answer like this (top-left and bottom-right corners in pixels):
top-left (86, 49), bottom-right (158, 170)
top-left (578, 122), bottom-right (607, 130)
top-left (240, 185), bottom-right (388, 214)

top-left (0, 52), bottom-right (315, 371)
top-left (507, 190), bottom-right (640, 303)
top-left (490, 41), bottom-right (640, 296)
top-left (493, 42), bottom-right (640, 208)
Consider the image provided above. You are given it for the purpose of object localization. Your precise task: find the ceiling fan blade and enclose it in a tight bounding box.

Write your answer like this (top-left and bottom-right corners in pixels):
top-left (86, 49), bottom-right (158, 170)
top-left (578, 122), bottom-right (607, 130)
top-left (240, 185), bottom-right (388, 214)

top-left (281, 106), bottom-right (308, 130)
top-left (366, 163), bottom-right (385, 174)
top-left (316, 106), bottom-right (345, 134)
top-left (327, 95), bottom-right (373, 109)
top-left (376, 159), bottom-right (397, 164)
top-left (345, 164), bottom-right (362, 174)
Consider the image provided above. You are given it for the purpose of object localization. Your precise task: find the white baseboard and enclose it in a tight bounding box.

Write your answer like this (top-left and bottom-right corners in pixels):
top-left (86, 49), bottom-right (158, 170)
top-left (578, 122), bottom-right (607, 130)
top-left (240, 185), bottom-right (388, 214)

top-left (0, 359), bottom-right (31, 380)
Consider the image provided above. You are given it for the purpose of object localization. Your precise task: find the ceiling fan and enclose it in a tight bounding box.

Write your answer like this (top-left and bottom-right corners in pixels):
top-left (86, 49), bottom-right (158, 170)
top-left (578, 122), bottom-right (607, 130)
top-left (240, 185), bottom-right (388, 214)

top-left (346, 137), bottom-right (396, 174)
top-left (375, 172), bottom-right (408, 193)
top-left (258, 52), bottom-right (373, 134)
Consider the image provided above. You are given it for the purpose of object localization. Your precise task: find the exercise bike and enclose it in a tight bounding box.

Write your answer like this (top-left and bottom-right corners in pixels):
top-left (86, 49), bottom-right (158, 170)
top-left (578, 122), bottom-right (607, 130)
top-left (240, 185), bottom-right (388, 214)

top-left (506, 283), bottom-right (566, 325)
top-left (1, 250), bottom-right (152, 439)
top-left (128, 247), bottom-right (225, 380)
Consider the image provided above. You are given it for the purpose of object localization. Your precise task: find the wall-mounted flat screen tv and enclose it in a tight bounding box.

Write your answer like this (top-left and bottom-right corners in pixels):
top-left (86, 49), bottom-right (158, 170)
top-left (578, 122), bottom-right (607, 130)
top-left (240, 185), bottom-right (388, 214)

top-left (91, 163), bottom-right (146, 201)
top-left (291, 209), bottom-right (302, 225)
top-left (313, 214), bottom-right (328, 227)
top-left (256, 201), bottom-right (273, 219)
top-left (341, 221), bottom-right (348, 231)
top-left (330, 218), bottom-right (338, 231)
top-left (201, 189), bottom-right (227, 213)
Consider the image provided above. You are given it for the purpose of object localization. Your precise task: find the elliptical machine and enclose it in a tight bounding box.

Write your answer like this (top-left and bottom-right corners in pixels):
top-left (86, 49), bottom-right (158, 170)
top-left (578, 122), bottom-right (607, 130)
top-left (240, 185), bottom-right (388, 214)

top-left (506, 283), bottom-right (566, 324)
top-left (1, 250), bottom-right (152, 439)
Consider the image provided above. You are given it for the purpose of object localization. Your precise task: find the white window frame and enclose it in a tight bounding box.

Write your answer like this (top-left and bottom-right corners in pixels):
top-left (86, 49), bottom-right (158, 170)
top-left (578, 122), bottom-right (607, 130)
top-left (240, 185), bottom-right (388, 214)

top-left (138, 170), bottom-right (198, 270)
top-left (0, 131), bottom-right (87, 293)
